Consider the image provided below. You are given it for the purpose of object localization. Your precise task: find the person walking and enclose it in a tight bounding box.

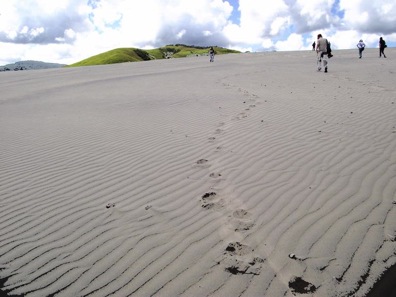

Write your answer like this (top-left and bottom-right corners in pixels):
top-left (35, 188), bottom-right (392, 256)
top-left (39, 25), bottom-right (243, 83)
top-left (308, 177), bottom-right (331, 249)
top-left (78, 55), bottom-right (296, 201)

top-left (209, 47), bottom-right (215, 62)
top-left (316, 34), bottom-right (329, 73)
top-left (379, 37), bottom-right (387, 58)
top-left (357, 39), bottom-right (366, 58)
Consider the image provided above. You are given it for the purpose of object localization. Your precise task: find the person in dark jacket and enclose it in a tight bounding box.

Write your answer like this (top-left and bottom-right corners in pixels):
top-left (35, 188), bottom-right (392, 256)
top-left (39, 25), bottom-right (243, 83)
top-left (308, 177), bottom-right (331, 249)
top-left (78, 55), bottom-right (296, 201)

top-left (379, 37), bottom-right (387, 58)
top-left (209, 47), bottom-right (215, 62)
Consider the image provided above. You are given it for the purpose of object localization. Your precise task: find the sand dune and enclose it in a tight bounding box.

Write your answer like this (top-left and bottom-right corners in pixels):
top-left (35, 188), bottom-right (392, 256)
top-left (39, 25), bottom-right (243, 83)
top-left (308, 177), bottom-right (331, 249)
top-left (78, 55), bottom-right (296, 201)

top-left (1, 49), bottom-right (395, 297)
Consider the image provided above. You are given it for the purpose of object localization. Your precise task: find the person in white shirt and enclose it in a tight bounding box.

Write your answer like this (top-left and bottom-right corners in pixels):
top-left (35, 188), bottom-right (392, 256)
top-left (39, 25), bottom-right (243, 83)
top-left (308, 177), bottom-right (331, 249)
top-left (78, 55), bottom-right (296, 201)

top-left (316, 34), bottom-right (329, 73)
top-left (357, 40), bottom-right (366, 59)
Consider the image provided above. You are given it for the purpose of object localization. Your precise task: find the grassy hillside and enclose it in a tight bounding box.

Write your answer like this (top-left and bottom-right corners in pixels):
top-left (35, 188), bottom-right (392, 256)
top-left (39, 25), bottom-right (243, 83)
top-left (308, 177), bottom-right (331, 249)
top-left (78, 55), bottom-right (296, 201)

top-left (69, 45), bottom-right (240, 67)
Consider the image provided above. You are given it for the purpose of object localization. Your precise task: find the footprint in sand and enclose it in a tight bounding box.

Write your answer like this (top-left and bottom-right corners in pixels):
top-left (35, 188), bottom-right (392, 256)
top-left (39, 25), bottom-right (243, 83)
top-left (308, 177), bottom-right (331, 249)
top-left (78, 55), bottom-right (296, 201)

top-left (209, 172), bottom-right (222, 178)
top-left (228, 209), bottom-right (255, 231)
top-left (244, 102), bottom-right (259, 111)
top-left (106, 203), bottom-right (116, 209)
top-left (196, 159), bottom-right (208, 164)
top-left (198, 178), bottom-right (258, 276)
top-left (214, 128), bottom-right (224, 134)
top-left (200, 186), bottom-right (254, 231)
top-left (225, 241), bottom-right (253, 256)
top-left (232, 112), bottom-right (247, 120)
top-left (208, 137), bottom-right (216, 142)
top-left (208, 130), bottom-right (223, 143)
top-left (288, 276), bottom-right (317, 294)
top-left (200, 191), bottom-right (225, 210)
top-left (202, 192), bottom-right (217, 199)
top-left (193, 158), bottom-right (211, 169)
top-left (232, 209), bottom-right (252, 219)
top-left (220, 242), bottom-right (265, 275)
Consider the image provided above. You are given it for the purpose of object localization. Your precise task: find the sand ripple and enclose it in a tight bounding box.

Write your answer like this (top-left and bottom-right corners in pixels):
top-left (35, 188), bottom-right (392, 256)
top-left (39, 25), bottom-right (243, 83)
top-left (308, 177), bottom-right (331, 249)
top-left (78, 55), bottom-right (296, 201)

top-left (1, 49), bottom-right (396, 296)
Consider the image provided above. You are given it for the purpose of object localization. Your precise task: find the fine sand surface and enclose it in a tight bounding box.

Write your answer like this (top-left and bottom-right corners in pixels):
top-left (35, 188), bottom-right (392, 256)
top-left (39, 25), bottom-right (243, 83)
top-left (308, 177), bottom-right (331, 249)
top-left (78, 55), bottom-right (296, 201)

top-left (1, 49), bottom-right (395, 297)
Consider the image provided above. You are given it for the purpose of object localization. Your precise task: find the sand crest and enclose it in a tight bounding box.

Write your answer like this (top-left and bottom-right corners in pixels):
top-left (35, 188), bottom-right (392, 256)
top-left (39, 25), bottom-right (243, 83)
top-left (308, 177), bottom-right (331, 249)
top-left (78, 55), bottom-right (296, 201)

top-left (1, 49), bottom-right (396, 296)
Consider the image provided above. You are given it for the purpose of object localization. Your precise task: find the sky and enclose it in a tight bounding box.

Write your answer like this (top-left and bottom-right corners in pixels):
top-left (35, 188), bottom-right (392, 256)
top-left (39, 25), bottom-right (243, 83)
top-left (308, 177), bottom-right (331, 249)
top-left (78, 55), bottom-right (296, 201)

top-left (1, 0), bottom-right (396, 65)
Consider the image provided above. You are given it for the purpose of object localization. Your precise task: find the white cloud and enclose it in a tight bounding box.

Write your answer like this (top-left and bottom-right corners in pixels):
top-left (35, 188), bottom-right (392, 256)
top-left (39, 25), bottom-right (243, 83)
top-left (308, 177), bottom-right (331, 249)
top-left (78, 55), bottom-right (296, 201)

top-left (261, 38), bottom-right (274, 49)
top-left (33, 0), bottom-right (70, 15)
top-left (89, 1), bottom-right (123, 32)
top-left (238, 0), bottom-right (289, 38)
top-left (176, 29), bottom-right (187, 39)
top-left (275, 33), bottom-right (305, 51)
top-left (339, 0), bottom-right (396, 33)
top-left (30, 27), bottom-right (45, 38)
top-left (270, 17), bottom-right (290, 36)
top-left (20, 26), bottom-right (29, 35)
top-left (64, 29), bottom-right (76, 40)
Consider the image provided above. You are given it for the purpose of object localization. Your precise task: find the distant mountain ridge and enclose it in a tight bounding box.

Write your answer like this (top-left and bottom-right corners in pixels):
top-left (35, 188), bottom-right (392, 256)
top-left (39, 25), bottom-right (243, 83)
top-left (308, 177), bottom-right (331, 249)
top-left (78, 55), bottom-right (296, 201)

top-left (69, 45), bottom-right (240, 67)
top-left (0, 60), bottom-right (66, 71)
top-left (0, 45), bottom-right (240, 70)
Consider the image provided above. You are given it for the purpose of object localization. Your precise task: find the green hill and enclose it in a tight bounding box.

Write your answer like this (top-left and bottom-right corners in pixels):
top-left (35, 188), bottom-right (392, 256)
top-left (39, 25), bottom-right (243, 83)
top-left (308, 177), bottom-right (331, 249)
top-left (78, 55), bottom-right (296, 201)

top-left (69, 45), bottom-right (240, 67)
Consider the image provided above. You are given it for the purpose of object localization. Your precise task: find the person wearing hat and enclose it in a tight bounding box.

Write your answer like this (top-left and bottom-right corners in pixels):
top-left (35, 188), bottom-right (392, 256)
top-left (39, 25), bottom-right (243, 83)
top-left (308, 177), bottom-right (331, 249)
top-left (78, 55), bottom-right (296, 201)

top-left (357, 39), bottom-right (366, 59)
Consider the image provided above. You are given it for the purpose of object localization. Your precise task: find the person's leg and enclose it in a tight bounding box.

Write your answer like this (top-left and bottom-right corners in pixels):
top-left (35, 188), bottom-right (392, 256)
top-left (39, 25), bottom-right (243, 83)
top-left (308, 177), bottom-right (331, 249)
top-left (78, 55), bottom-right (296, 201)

top-left (317, 53), bottom-right (322, 71)
top-left (323, 56), bottom-right (328, 72)
top-left (381, 48), bottom-right (386, 58)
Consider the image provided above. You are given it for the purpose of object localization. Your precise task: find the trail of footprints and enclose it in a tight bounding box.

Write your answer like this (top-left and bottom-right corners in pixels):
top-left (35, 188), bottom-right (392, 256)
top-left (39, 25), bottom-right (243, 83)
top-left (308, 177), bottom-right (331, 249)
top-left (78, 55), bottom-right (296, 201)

top-left (192, 81), bottom-right (320, 293)
top-left (195, 158), bottom-right (264, 276)
top-left (196, 84), bottom-right (319, 292)
top-left (194, 86), bottom-right (265, 276)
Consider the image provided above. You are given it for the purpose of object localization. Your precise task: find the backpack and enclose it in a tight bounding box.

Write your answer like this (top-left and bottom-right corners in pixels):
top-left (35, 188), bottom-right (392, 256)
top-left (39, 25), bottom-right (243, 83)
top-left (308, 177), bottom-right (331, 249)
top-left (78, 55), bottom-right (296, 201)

top-left (327, 40), bottom-right (333, 58)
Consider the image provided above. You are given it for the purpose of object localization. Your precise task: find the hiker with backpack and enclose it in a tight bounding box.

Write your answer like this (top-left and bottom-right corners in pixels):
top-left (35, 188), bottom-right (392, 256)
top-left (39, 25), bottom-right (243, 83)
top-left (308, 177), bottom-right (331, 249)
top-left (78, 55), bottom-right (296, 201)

top-left (379, 37), bottom-right (387, 58)
top-left (316, 34), bottom-right (330, 73)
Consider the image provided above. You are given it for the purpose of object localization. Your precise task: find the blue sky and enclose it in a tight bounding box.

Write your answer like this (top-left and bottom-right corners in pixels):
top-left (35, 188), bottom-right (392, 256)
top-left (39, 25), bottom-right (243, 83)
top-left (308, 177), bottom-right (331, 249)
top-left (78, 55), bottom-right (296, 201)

top-left (228, 0), bottom-right (241, 23)
top-left (0, 0), bottom-right (395, 65)
top-left (332, 0), bottom-right (343, 17)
